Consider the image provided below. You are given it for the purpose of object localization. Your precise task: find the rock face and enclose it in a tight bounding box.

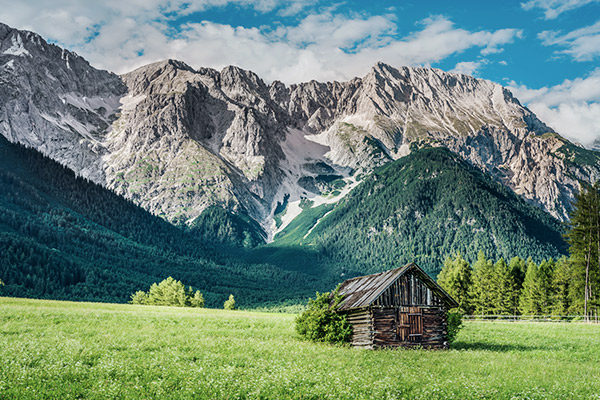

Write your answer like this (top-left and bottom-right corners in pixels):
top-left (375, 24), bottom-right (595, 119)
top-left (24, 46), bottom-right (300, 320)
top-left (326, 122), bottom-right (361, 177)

top-left (1, 22), bottom-right (599, 234)
top-left (0, 23), bottom-right (126, 181)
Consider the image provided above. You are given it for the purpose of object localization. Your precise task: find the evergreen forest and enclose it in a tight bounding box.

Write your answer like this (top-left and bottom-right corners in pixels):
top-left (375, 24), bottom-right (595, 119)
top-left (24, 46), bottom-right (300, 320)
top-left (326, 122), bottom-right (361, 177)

top-left (439, 184), bottom-right (600, 318)
top-left (0, 137), bottom-right (574, 310)
top-left (0, 136), bottom-right (329, 307)
top-left (271, 147), bottom-right (567, 277)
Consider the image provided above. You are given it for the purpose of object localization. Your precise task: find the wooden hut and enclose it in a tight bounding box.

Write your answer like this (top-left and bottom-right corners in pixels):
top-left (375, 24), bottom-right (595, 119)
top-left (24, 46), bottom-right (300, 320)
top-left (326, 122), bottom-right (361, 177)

top-left (336, 263), bottom-right (458, 349)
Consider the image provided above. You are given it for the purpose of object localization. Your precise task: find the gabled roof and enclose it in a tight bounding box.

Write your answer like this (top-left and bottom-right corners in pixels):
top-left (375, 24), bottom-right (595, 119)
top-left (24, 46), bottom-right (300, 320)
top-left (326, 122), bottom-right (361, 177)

top-left (336, 263), bottom-right (458, 311)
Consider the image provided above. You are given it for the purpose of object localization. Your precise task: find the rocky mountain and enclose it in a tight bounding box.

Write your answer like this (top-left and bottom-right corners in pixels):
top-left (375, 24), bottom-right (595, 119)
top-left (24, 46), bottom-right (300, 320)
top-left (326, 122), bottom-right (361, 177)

top-left (0, 23), bottom-right (125, 181)
top-left (2, 22), bottom-right (599, 238)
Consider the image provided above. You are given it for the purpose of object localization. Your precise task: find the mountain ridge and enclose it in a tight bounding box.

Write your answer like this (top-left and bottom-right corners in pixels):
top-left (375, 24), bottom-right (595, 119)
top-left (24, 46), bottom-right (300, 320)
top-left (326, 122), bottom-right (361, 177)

top-left (1, 22), bottom-right (599, 238)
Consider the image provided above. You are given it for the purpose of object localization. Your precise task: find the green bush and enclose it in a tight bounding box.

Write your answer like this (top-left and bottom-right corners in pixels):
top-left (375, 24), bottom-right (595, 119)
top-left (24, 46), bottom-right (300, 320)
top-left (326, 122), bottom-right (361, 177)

top-left (224, 294), bottom-right (236, 310)
top-left (130, 277), bottom-right (204, 307)
top-left (295, 288), bottom-right (352, 344)
top-left (190, 290), bottom-right (205, 308)
top-left (446, 310), bottom-right (463, 344)
top-left (130, 290), bottom-right (148, 305)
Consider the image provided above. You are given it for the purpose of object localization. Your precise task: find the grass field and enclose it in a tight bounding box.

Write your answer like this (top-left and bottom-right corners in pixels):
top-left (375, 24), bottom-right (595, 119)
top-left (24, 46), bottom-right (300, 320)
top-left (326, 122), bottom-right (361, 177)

top-left (1, 297), bottom-right (600, 399)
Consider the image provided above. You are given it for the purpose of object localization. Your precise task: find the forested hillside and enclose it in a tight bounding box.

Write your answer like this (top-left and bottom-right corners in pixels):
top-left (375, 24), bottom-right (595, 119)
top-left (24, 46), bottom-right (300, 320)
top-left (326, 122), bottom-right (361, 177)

top-left (273, 147), bottom-right (567, 276)
top-left (0, 136), bottom-right (570, 306)
top-left (0, 136), bottom-right (327, 307)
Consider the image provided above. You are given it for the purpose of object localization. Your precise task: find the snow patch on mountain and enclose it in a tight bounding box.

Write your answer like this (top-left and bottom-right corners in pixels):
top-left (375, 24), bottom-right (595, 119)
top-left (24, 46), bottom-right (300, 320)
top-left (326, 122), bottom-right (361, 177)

top-left (3, 34), bottom-right (30, 57)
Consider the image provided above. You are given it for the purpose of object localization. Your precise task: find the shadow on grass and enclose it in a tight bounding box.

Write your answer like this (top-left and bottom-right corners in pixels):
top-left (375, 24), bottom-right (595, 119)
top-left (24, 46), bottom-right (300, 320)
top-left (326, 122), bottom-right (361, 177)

top-left (452, 341), bottom-right (542, 352)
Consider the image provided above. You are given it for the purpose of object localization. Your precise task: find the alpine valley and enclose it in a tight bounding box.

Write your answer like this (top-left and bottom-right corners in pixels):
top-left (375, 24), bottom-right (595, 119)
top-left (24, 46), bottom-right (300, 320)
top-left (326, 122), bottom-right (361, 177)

top-left (0, 22), bottom-right (597, 306)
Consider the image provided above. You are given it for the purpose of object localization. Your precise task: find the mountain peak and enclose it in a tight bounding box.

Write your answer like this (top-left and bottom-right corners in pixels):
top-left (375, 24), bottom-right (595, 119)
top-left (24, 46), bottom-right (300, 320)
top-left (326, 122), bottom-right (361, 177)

top-left (124, 58), bottom-right (195, 77)
top-left (121, 59), bottom-right (198, 96)
top-left (219, 65), bottom-right (267, 91)
top-left (0, 21), bottom-right (595, 231)
top-left (371, 60), bottom-right (396, 72)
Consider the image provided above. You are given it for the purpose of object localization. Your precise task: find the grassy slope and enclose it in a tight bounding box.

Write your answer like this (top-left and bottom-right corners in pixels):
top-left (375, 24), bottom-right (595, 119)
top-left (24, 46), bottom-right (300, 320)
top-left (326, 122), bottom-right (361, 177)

top-left (1, 297), bottom-right (599, 399)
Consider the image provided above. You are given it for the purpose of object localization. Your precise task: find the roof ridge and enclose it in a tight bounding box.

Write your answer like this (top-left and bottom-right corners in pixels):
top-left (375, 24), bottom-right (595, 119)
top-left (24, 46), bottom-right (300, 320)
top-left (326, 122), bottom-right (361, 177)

top-left (336, 262), bottom-right (457, 310)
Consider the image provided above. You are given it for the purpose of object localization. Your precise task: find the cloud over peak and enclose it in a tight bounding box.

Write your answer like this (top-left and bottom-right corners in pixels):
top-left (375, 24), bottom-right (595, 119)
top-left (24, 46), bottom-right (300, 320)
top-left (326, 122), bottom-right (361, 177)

top-left (1, 2), bottom-right (523, 83)
top-left (509, 68), bottom-right (600, 146)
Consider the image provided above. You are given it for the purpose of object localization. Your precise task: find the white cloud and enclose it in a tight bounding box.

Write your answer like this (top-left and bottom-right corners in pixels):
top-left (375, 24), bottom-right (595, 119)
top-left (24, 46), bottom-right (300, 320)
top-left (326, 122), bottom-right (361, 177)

top-left (509, 68), bottom-right (600, 106)
top-left (539, 20), bottom-right (600, 61)
top-left (521, 0), bottom-right (600, 19)
top-left (450, 60), bottom-right (486, 76)
top-left (508, 68), bottom-right (600, 146)
top-left (529, 102), bottom-right (600, 146)
top-left (0, 2), bottom-right (524, 84)
top-left (277, 0), bottom-right (319, 17)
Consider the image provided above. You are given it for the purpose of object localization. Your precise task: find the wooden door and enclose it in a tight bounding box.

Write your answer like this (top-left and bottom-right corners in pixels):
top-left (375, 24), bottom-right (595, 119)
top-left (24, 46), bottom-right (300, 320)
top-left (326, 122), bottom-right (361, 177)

top-left (397, 307), bottom-right (423, 342)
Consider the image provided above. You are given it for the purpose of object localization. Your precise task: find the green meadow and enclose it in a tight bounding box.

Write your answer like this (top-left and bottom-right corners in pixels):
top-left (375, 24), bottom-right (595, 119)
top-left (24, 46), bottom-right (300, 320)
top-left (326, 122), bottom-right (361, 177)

top-left (1, 297), bottom-right (599, 399)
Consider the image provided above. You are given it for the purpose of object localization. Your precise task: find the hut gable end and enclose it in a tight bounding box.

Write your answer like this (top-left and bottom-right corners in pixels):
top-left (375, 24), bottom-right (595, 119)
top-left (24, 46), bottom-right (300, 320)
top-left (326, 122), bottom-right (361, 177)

top-left (337, 263), bottom-right (458, 311)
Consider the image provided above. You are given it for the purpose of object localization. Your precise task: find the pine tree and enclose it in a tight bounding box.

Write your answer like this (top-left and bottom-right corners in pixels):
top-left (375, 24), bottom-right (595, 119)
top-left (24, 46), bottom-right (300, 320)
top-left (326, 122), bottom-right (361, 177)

top-left (492, 258), bottom-right (517, 315)
top-left (508, 256), bottom-right (526, 314)
top-left (470, 251), bottom-right (495, 315)
top-left (520, 259), bottom-right (542, 315)
top-left (552, 256), bottom-right (571, 315)
top-left (437, 253), bottom-right (472, 313)
top-left (508, 257), bottom-right (526, 290)
top-left (538, 259), bottom-right (555, 314)
top-left (565, 183), bottom-right (600, 320)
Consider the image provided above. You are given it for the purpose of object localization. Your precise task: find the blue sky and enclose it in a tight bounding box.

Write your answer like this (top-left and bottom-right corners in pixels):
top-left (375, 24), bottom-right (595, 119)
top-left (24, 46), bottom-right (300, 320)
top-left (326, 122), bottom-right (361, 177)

top-left (2, 0), bottom-right (599, 145)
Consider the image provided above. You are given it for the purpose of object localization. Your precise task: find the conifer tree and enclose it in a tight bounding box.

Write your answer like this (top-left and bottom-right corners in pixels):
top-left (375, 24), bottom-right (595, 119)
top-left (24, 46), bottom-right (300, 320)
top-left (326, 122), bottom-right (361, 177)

top-left (538, 259), bottom-right (555, 313)
top-left (509, 256), bottom-right (526, 313)
top-left (437, 253), bottom-right (472, 313)
top-left (470, 251), bottom-right (495, 315)
top-left (520, 259), bottom-right (543, 315)
top-left (552, 256), bottom-right (572, 315)
top-left (508, 257), bottom-right (526, 290)
top-left (492, 258), bottom-right (517, 315)
top-left (566, 183), bottom-right (600, 320)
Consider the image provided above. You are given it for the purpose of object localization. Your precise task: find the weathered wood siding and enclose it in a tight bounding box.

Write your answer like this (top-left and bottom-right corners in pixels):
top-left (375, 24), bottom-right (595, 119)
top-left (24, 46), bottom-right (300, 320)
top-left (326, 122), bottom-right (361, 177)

top-left (345, 308), bottom-right (373, 348)
top-left (372, 271), bottom-right (444, 307)
top-left (371, 306), bottom-right (447, 349)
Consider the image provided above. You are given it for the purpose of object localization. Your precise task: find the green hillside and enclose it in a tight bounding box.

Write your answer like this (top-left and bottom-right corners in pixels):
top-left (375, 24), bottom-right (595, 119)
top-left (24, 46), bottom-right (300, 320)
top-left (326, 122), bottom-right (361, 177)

top-left (0, 136), bottom-right (328, 307)
top-left (0, 137), bottom-right (568, 305)
top-left (272, 147), bottom-right (567, 276)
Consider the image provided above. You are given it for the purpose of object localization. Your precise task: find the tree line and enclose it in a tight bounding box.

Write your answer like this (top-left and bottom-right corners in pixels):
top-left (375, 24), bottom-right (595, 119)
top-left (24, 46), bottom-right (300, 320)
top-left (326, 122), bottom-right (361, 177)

top-left (438, 184), bottom-right (600, 320)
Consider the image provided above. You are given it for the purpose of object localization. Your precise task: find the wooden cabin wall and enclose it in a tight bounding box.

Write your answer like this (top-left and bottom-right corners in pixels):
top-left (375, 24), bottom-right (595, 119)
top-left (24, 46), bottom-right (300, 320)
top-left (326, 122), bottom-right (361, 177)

top-left (345, 308), bottom-right (373, 348)
top-left (371, 306), bottom-right (447, 349)
top-left (373, 271), bottom-right (444, 307)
